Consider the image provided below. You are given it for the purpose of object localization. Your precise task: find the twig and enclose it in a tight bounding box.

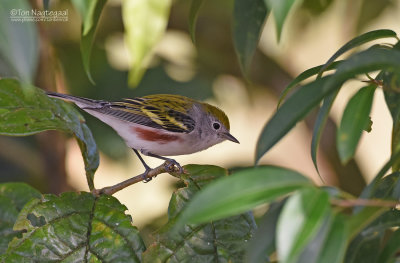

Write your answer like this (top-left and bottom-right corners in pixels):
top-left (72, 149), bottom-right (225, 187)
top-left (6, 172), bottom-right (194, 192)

top-left (331, 198), bottom-right (400, 208)
top-left (361, 73), bottom-right (383, 87)
top-left (92, 161), bottom-right (182, 196)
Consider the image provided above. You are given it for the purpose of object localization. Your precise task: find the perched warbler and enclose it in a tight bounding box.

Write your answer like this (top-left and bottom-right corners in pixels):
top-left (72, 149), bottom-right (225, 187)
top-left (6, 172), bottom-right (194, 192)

top-left (46, 92), bottom-right (239, 180)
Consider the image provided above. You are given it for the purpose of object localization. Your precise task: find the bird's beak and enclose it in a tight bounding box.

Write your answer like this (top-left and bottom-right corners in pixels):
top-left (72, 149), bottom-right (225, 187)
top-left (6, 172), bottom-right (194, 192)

top-left (220, 132), bottom-right (240, 144)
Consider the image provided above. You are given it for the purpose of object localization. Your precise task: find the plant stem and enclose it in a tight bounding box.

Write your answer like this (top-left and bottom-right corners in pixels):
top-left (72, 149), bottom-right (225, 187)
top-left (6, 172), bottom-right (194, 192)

top-left (92, 161), bottom-right (182, 196)
top-left (331, 198), bottom-right (400, 208)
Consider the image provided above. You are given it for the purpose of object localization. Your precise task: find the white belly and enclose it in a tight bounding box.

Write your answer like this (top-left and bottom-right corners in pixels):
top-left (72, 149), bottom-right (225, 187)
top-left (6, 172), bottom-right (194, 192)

top-left (84, 110), bottom-right (204, 156)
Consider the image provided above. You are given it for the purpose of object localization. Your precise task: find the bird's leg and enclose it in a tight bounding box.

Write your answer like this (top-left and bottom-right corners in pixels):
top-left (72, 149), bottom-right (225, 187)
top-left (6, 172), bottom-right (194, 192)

top-left (132, 149), bottom-right (153, 182)
top-left (141, 151), bottom-right (184, 174)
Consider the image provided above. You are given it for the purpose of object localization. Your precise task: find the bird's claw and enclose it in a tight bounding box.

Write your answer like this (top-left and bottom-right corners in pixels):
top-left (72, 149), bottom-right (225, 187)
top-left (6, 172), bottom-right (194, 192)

top-left (165, 159), bottom-right (183, 174)
top-left (141, 159), bottom-right (183, 183)
top-left (142, 168), bottom-right (153, 183)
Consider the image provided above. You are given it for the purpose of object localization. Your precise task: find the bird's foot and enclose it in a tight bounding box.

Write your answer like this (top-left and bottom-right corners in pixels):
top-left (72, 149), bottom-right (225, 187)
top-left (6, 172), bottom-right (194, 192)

top-left (141, 167), bottom-right (153, 183)
top-left (164, 159), bottom-right (184, 174)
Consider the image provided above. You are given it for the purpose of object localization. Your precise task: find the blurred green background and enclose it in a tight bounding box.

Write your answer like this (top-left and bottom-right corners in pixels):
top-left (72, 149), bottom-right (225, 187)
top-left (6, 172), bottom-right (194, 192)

top-left (1, 0), bottom-right (399, 231)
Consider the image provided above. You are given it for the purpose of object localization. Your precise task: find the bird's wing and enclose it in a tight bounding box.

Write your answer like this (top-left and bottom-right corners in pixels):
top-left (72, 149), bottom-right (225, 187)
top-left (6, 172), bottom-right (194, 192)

top-left (91, 96), bottom-right (195, 133)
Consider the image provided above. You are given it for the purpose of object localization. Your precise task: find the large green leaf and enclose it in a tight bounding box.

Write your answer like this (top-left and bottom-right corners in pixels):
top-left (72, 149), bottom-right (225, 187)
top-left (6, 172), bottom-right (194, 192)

top-left (1, 192), bottom-right (145, 262)
top-left (0, 0), bottom-right (38, 83)
top-left (142, 165), bottom-right (256, 262)
top-left (256, 47), bottom-right (400, 163)
top-left (123, 0), bottom-right (172, 87)
top-left (264, 0), bottom-right (297, 41)
top-left (71, 0), bottom-right (107, 83)
top-left (233, 0), bottom-right (268, 74)
top-left (337, 85), bottom-right (376, 164)
top-left (0, 183), bottom-right (41, 254)
top-left (0, 79), bottom-right (99, 190)
top-left (188, 0), bottom-right (205, 43)
top-left (176, 166), bottom-right (311, 225)
top-left (317, 29), bottom-right (397, 78)
top-left (277, 188), bottom-right (331, 263)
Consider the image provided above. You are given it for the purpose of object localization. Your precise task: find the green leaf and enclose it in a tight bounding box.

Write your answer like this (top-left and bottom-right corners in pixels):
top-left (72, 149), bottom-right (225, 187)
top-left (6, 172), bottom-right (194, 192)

top-left (314, 214), bottom-right (348, 263)
top-left (256, 76), bottom-right (332, 163)
top-left (71, 0), bottom-right (107, 84)
top-left (369, 172), bottom-right (400, 200)
top-left (245, 200), bottom-right (285, 263)
top-left (2, 192), bottom-right (145, 262)
top-left (123, 0), bottom-right (172, 87)
top-left (354, 172), bottom-right (400, 220)
top-left (348, 206), bottom-right (387, 242)
top-left (0, 78), bottom-right (99, 190)
top-left (277, 188), bottom-right (331, 263)
top-left (233, 0), bottom-right (268, 74)
top-left (0, 183), bottom-right (41, 254)
top-left (176, 166), bottom-right (311, 225)
top-left (143, 165), bottom-right (256, 262)
top-left (350, 172), bottom-right (400, 233)
top-left (317, 29), bottom-right (398, 78)
top-left (363, 210), bottom-right (400, 237)
top-left (381, 43), bottom-right (400, 171)
top-left (0, 0), bottom-right (39, 83)
top-left (337, 85), bottom-right (376, 164)
top-left (360, 151), bottom-right (400, 203)
top-left (327, 46), bottom-right (400, 83)
top-left (311, 90), bottom-right (339, 175)
top-left (188, 0), bottom-right (205, 43)
top-left (346, 210), bottom-right (400, 263)
top-left (382, 42), bottom-right (400, 121)
top-left (277, 60), bottom-right (343, 108)
top-left (296, 213), bottom-right (348, 263)
top-left (0, 183), bottom-right (42, 211)
top-left (378, 228), bottom-right (400, 263)
top-left (264, 0), bottom-right (297, 41)
top-left (345, 226), bottom-right (383, 263)
top-left (256, 47), bottom-right (400, 163)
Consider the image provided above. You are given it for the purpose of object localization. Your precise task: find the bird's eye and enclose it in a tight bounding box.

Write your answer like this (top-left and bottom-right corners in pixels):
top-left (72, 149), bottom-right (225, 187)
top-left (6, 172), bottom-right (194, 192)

top-left (212, 122), bottom-right (221, 130)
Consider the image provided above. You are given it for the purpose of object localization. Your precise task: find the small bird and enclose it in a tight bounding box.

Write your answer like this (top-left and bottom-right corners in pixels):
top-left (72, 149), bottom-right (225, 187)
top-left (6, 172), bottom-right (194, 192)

top-left (46, 92), bottom-right (239, 181)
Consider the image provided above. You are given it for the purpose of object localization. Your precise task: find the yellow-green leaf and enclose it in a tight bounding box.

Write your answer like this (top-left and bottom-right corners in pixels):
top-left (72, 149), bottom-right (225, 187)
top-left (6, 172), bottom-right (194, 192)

top-left (337, 85), bottom-right (376, 164)
top-left (0, 79), bottom-right (99, 190)
top-left (123, 0), bottom-right (172, 87)
top-left (71, 0), bottom-right (107, 84)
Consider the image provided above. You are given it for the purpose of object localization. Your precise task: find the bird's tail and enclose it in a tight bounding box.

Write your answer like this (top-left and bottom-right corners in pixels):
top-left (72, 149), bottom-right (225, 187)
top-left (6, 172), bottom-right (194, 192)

top-left (46, 91), bottom-right (105, 109)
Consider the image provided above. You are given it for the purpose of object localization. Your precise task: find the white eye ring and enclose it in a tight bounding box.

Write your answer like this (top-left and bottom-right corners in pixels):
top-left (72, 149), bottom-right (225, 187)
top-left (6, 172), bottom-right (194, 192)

top-left (212, 122), bottom-right (221, 130)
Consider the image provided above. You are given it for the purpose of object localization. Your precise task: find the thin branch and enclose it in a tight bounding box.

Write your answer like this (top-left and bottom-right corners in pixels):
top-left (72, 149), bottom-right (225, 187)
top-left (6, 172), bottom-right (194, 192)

top-left (92, 161), bottom-right (182, 196)
top-left (331, 198), bottom-right (400, 208)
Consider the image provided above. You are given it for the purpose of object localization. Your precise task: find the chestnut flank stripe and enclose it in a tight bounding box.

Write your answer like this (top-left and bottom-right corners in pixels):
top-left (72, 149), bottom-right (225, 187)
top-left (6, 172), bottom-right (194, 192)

top-left (134, 127), bottom-right (180, 144)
